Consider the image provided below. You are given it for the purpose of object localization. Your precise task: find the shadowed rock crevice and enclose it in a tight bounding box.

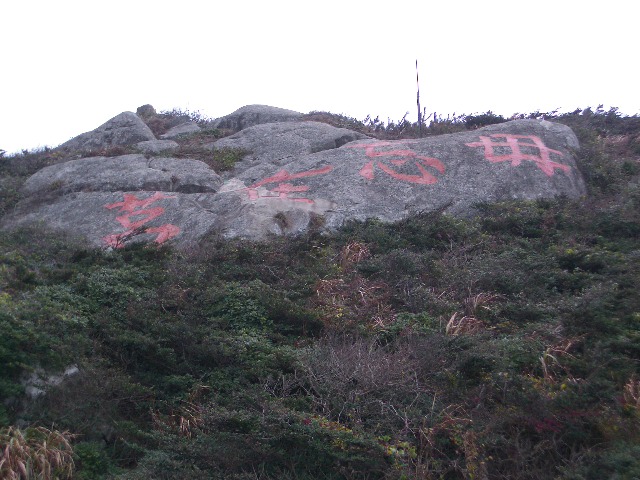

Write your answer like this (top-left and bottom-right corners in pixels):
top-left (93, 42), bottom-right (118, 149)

top-left (310, 134), bottom-right (367, 153)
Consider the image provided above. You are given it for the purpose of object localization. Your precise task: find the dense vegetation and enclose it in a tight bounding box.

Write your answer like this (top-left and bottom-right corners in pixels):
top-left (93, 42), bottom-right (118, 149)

top-left (1, 107), bottom-right (639, 479)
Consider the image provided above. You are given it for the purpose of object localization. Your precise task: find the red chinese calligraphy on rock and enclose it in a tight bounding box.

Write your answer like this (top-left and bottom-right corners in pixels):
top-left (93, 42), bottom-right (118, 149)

top-left (465, 134), bottom-right (570, 177)
top-left (102, 192), bottom-right (180, 248)
top-left (346, 141), bottom-right (445, 185)
top-left (245, 166), bottom-right (333, 204)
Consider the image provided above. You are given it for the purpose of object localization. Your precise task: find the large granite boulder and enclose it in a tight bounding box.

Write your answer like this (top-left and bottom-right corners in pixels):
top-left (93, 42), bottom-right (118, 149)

top-left (21, 154), bottom-right (221, 195)
top-left (213, 121), bottom-right (371, 178)
top-left (160, 122), bottom-right (201, 139)
top-left (211, 119), bottom-right (585, 237)
top-left (135, 140), bottom-right (179, 154)
top-left (58, 112), bottom-right (156, 151)
top-left (9, 191), bottom-right (219, 248)
top-left (9, 154), bottom-right (223, 248)
top-left (3, 110), bottom-right (586, 248)
top-left (136, 104), bottom-right (157, 119)
top-left (212, 105), bottom-right (303, 132)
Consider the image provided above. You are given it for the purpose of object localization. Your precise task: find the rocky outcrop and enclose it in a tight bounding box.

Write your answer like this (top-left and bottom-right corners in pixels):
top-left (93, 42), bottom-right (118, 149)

top-left (22, 366), bottom-right (80, 399)
top-left (9, 191), bottom-right (219, 248)
top-left (59, 112), bottom-right (156, 151)
top-left (213, 121), bottom-right (371, 179)
top-left (3, 107), bottom-right (587, 249)
top-left (135, 139), bottom-right (179, 154)
top-left (160, 122), bottom-right (201, 139)
top-left (136, 104), bottom-right (157, 119)
top-left (212, 105), bottom-right (303, 132)
top-left (22, 154), bottom-right (222, 196)
top-left (212, 119), bottom-right (585, 237)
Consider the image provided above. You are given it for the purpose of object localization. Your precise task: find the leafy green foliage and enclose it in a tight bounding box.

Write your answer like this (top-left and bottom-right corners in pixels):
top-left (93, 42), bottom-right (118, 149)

top-left (74, 441), bottom-right (119, 479)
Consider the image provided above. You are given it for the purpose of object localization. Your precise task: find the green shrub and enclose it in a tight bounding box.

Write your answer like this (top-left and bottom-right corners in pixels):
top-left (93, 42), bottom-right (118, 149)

top-left (74, 441), bottom-right (116, 479)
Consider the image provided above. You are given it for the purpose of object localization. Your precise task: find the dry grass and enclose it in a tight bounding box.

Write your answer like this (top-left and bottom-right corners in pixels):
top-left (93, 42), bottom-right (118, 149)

top-left (311, 241), bottom-right (399, 330)
top-left (413, 404), bottom-right (474, 478)
top-left (151, 385), bottom-right (210, 438)
top-left (151, 401), bottom-right (205, 438)
top-left (314, 275), bottom-right (394, 330)
top-left (463, 292), bottom-right (501, 316)
top-left (445, 292), bottom-right (501, 336)
top-left (0, 426), bottom-right (75, 480)
top-left (623, 376), bottom-right (640, 410)
top-left (445, 313), bottom-right (486, 336)
top-left (339, 241), bottom-right (370, 269)
top-left (540, 337), bottom-right (580, 383)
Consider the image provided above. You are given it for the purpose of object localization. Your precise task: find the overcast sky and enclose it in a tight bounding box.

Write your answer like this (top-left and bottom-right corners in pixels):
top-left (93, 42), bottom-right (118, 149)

top-left (1, 0), bottom-right (638, 154)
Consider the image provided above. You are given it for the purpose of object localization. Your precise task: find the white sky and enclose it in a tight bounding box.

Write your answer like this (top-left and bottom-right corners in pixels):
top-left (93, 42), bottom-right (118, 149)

top-left (1, 0), bottom-right (638, 154)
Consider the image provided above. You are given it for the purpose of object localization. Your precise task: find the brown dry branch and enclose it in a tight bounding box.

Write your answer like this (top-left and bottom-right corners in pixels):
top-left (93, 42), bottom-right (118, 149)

top-left (339, 241), bottom-right (370, 269)
top-left (313, 274), bottom-right (395, 331)
top-left (151, 394), bottom-right (207, 438)
top-left (463, 292), bottom-right (502, 317)
top-left (419, 404), bottom-right (472, 448)
top-left (463, 430), bottom-right (489, 480)
top-left (623, 375), bottom-right (640, 410)
top-left (177, 385), bottom-right (210, 438)
top-left (414, 404), bottom-right (475, 477)
top-left (445, 291), bottom-right (502, 336)
top-left (540, 337), bottom-right (580, 383)
top-left (315, 278), bottom-right (348, 306)
top-left (0, 426), bottom-right (75, 480)
top-left (298, 336), bottom-right (429, 425)
top-left (445, 313), bottom-right (486, 336)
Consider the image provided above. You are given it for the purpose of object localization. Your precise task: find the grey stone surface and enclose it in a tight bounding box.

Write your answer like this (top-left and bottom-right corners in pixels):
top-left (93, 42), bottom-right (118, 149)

top-left (212, 121), bottom-right (371, 178)
top-left (22, 365), bottom-right (80, 399)
top-left (135, 139), bottom-right (180, 154)
top-left (206, 119), bottom-right (585, 238)
top-left (160, 122), bottom-right (201, 139)
top-left (212, 104), bottom-right (303, 132)
top-left (21, 154), bottom-right (221, 196)
top-left (3, 115), bottom-right (587, 248)
top-left (136, 104), bottom-right (157, 118)
top-left (59, 112), bottom-right (156, 151)
top-left (7, 191), bottom-right (214, 248)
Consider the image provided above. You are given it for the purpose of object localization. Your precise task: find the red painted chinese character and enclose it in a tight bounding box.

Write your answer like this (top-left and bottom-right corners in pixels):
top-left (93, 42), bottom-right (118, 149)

top-left (246, 166), bottom-right (333, 204)
top-left (465, 134), bottom-right (570, 177)
top-left (346, 141), bottom-right (445, 185)
top-left (103, 192), bottom-right (180, 248)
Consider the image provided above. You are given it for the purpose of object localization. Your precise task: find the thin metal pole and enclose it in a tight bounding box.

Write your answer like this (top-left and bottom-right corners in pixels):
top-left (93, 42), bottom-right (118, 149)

top-left (416, 59), bottom-right (422, 137)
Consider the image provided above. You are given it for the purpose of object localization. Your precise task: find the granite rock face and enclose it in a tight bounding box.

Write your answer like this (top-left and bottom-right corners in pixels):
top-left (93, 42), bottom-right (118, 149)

top-left (59, 112), bottom-right (156, 152)
top-left (213, 121), bottom-right (371, 179)
top-left (10, 191), bottom-right (221, 248)
top-left (3, 107), bottom-right (587, 249)
top-left (212, 104), bottom-right (303, 132)
top-left (135, 139), bottom-right (180, 154)
top-left (211, 119), bottom-right (585, 237)
top-left (22, 154), bottom-right (222, 196)
top-left (136, 104), bottom-right (157, 119)
top-left (160, 122), bottom-right (201, 139)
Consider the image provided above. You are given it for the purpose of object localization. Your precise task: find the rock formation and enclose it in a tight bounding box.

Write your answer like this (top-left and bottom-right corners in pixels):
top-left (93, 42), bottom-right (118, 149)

top-left (58, 112), bottom-right (156, 152)
top-left (212, 104), bottom-right (304, 132)
top-left (160, 122), bottom-right (201, 139)
top-left (2, 105), bottom-right (587, 248)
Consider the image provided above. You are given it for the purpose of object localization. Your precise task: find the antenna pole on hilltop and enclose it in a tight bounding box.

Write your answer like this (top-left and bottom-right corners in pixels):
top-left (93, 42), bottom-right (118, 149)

top-left (416, 59), bottom-right (422, 137)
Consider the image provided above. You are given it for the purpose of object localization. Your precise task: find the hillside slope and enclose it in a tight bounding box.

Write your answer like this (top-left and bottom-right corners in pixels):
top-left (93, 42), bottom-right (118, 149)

top-left (0, 106), bottom-right (639, 479)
